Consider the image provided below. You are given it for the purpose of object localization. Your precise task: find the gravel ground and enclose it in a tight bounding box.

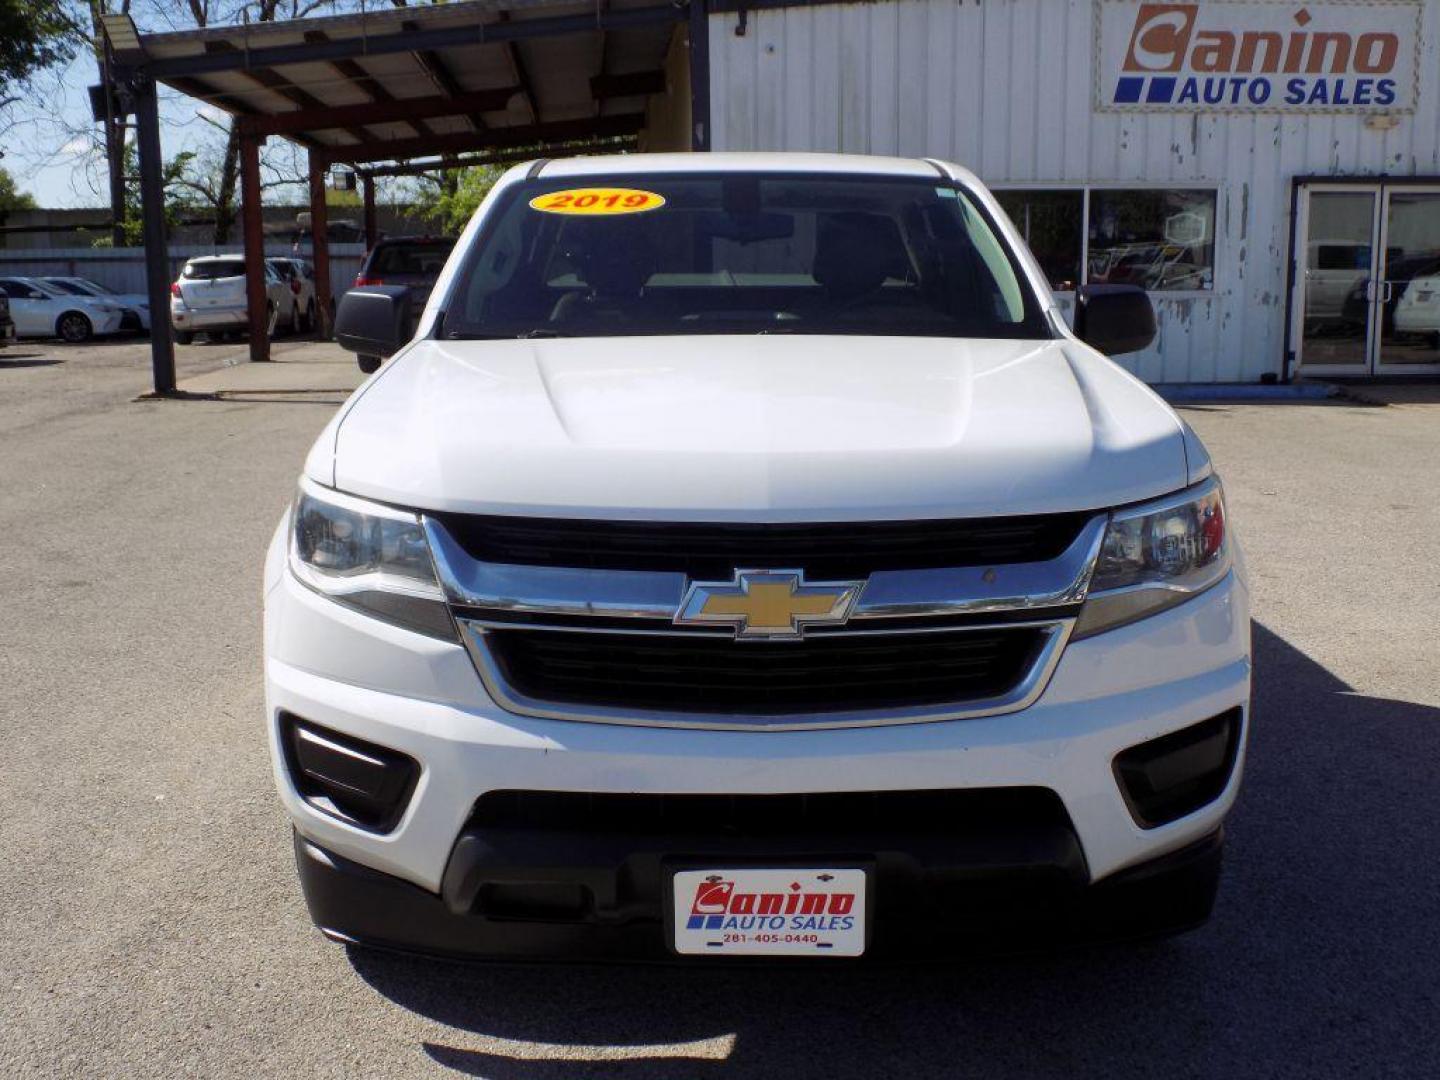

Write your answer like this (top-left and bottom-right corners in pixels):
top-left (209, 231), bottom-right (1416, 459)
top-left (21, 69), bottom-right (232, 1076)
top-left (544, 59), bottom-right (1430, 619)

top-left (2, 341), bottom-right (1437, 1079)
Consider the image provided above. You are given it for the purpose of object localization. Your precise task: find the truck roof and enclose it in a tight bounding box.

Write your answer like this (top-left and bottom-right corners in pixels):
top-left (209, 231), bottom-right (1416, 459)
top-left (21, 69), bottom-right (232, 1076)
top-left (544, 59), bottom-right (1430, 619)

top-left (530, 151), bottom-right (961, 182)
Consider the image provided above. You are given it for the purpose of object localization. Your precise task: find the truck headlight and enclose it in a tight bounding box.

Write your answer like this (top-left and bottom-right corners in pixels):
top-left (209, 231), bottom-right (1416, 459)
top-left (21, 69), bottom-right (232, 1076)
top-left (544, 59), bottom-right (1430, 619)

top-left (1074, 477), bottom-right (1230, 639)
top-left (289, 478), bottom-right (456, 639)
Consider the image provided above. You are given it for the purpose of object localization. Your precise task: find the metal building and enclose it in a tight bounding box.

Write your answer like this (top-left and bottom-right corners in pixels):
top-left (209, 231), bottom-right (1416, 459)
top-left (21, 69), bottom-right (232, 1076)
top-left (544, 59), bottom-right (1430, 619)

top-left (709, 0), bottom-right (1440, 383)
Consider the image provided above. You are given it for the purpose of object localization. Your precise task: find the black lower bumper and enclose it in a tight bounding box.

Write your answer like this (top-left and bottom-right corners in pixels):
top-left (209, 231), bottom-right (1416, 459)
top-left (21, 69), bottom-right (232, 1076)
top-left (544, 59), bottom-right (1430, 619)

top-left (294, 805), bottom-right (1223, 963)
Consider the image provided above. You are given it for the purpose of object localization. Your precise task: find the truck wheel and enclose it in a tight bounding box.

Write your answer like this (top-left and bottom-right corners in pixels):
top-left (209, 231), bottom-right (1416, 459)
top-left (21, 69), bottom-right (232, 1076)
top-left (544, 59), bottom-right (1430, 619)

top-left (357, 354), bottom-right (382, 374)
top-left (57, 312), bottom-right (93, 343)
top-left (175, 330), bottom-right (194, 345)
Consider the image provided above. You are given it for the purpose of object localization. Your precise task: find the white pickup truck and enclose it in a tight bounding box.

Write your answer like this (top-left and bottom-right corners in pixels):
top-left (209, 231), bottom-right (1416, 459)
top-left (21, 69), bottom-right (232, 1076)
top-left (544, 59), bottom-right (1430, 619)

top-left (264, 153), bottom-right (1250, 961)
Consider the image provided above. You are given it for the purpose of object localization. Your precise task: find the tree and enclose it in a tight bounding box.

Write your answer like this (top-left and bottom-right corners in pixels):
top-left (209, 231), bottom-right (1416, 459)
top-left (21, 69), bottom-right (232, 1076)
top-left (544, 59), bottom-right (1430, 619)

top-left (0, 0), bottom-right (79, 110)
top-left (415, 163), bottom-right (505, 235)
top-left (0, 166), bottom-right (36, 214)
top-left (91, 142), bottom-right (194, 246)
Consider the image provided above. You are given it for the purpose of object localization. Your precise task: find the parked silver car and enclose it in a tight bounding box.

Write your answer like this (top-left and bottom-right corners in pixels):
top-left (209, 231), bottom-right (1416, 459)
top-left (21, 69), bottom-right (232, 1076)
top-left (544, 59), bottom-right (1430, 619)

top-left (41, 277), bottom-right (151, 333)
top-left (266, 257), bottom-right (317, 335)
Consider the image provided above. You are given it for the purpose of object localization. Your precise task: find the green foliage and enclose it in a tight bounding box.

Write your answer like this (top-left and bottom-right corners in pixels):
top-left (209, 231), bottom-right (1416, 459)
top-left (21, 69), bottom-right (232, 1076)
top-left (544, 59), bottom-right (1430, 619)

top-left (92, 144), bottom-right (195, 248)
top-left (0, 166), bottom-right (36, 216)
top-left (0, 0), bottom-right (78, 99)
top-left (420, 164), bottom-right (505, 235)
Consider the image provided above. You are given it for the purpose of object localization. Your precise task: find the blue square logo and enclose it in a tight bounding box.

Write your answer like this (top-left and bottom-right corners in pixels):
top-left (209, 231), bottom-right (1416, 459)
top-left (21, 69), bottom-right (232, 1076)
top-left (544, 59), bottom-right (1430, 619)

top-left (1114, 77), bottom-right (1145, 104)
top-left (1146, 77), bottom-right (1177, 103)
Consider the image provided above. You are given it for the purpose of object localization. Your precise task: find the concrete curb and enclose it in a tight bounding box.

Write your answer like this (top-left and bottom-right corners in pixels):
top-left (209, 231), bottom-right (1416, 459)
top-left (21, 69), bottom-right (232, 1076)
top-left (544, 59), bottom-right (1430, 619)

top-left (1153, 382), bottom-right (1339, 403)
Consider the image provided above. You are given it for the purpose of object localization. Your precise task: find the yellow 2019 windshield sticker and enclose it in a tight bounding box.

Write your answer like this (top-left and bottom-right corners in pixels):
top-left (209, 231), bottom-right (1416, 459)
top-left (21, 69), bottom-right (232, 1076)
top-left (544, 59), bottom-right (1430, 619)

top-left (529, 188), bottom-right (666, 215)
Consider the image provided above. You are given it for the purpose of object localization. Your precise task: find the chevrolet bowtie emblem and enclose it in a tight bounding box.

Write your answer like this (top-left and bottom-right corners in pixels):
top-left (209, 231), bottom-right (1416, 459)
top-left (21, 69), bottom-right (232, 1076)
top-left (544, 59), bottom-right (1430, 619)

top-left (675, 569), bottom-right (864, 640)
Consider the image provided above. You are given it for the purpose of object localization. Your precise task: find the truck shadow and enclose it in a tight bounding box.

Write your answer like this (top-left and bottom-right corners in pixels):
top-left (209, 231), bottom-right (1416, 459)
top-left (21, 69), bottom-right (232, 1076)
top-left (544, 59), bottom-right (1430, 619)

top-left (349, 621), bottom-right (1440, 1079)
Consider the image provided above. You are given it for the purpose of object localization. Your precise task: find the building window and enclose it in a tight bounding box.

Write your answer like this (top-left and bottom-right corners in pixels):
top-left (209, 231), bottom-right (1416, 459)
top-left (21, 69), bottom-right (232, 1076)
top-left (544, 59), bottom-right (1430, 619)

top-left (995, 186), bottom-right (1217, 293)
top-left (995, 190), bottom-right (1084, 292)
top-left (1088, 189), bottom-right (1215, 292)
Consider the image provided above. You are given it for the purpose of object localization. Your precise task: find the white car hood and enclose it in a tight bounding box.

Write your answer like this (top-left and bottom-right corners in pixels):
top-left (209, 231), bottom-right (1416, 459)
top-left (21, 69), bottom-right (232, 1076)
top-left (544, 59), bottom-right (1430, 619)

top-left (322, 336), bottom-right (1191, 520)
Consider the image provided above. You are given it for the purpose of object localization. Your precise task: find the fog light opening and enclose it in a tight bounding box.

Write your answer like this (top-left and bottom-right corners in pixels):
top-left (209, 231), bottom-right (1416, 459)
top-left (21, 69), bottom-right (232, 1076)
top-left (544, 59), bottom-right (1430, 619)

top-left (1113, 708), bottom-right (1242, 829)
top-left (280, 712), bottom-right (419, 833)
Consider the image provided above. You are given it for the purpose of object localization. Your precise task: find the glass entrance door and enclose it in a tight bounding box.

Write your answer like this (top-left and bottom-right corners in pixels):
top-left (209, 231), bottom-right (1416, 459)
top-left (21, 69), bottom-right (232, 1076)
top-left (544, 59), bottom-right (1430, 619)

top-left (1297, 187), bottom-right (1380, 375)
top-left (1376, 188), bottom-right (1440, 373)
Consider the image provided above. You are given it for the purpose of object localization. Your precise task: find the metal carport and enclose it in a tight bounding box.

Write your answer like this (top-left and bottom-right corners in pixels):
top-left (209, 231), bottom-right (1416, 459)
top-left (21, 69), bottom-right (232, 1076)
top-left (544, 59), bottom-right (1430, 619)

top-left (99, 0), bottom-right (711, 396)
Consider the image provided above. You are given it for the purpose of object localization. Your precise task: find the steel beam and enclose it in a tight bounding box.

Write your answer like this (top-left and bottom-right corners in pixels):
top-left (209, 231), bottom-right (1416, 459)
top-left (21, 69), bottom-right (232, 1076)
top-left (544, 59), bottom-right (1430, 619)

top-left (591, 70), bottom-right (666, 99)
top-left (494, 11), bottom-right (540, 125)
top-left (202, 42), bottom-right (372, 144)
top-left (303, 29), bottom-right (435, 140)
top-left (355, 137), bottom-right (639, 179)
top-left (308, 152), bottom-right (334, 340)
top-left (688, 0), bottom-right (711, 151)
top-left (240, 134), bottom-right (270, 363)
top-left (400, 21), bottom-right (491, 134)
top-left (133, 76), bottom-right (175, 395)
top-left (362, 175), bottom-right (377, 250)
top-left (329, 114), bottom-right (645, 165)
top-left (236, 87), bottom-right (516, 139)
top-left (140, 6), bottom-right (686, 80)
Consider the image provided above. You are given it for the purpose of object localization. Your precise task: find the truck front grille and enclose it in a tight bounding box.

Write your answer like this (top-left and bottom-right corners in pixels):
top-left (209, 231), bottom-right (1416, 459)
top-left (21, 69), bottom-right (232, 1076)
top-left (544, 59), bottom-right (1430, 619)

top-left (483, 626), bottom-right (1048, 716)
top-left (430, 511), bottom-right (1091, 579)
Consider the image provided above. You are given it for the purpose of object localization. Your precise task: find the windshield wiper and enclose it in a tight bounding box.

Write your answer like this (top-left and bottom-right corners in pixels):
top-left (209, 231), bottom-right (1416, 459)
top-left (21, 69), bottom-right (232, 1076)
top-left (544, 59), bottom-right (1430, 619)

top-left (516, 328), bottom-right (571, 339)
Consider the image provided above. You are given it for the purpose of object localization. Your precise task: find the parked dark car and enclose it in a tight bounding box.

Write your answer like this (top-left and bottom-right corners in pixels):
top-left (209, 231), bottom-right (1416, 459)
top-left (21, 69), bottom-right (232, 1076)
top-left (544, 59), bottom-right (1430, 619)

top-left (348, 236), bottom-right (457, 372)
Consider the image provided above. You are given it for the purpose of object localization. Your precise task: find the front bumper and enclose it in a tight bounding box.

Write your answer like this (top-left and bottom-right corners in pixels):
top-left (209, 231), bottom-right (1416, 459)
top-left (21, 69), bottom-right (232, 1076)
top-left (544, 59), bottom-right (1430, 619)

top-left (296, 825), bottom-right (1224, 961)
top-left (264, 518), bottom-right (1251, 958)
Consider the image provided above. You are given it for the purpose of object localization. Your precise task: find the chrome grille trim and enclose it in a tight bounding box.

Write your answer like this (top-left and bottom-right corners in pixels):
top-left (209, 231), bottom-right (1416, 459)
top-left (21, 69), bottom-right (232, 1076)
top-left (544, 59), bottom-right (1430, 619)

top-left (424, 513), bottom-right (1107, 624)
top-left (426, 511), bottom-right (1108, 730)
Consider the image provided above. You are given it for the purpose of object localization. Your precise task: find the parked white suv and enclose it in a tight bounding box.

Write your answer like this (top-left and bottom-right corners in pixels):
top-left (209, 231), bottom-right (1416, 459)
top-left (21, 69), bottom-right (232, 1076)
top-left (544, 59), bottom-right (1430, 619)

top-left (170, 255), bottom-right (288, 343)
top-left (265, 154), bottom-right (1250, 961)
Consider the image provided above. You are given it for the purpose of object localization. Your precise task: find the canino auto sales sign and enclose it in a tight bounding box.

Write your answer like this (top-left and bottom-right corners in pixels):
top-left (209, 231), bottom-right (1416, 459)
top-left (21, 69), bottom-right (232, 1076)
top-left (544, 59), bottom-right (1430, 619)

top-left (1095, 1), bottom-right (1421, 112)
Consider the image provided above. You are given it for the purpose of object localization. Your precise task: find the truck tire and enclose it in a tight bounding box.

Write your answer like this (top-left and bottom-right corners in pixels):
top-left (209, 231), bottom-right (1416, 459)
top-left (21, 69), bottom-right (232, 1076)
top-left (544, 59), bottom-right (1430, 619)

top-left (175, 330), bottom-right (194, 345)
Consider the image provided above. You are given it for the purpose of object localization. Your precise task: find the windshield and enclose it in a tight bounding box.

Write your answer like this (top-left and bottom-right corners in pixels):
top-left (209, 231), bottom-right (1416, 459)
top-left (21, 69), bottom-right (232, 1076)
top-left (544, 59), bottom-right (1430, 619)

top-left (45, 279), bottom-right (92, 296)
top-left (184, 260), bottom-right (244, 280)
top-left (441, 173), bottom-right (1049, 340)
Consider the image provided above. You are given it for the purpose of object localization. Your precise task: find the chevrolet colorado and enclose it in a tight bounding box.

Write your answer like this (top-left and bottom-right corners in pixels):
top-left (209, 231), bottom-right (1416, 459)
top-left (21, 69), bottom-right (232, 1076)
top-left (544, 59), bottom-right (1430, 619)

top-left (264, 153), bottom-right (1250, 961)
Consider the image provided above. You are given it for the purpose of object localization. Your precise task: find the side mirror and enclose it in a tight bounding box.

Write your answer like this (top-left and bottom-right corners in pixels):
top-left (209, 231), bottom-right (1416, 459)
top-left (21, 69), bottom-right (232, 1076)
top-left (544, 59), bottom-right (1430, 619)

top-left (335, 285), bottom-right (412, 359)
top-left (1073, 284), bottom-right (1156, 356)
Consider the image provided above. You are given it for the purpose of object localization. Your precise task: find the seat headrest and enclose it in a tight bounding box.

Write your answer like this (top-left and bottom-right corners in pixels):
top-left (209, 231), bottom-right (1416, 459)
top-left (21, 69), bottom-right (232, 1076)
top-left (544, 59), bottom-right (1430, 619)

top-left (812, 212), bottom-right (907, 302)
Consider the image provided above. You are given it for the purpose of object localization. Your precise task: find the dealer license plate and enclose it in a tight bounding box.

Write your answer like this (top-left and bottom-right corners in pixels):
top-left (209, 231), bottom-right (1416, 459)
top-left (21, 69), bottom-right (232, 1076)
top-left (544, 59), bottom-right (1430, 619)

top-left (671, 868), bottom-right (867, 957)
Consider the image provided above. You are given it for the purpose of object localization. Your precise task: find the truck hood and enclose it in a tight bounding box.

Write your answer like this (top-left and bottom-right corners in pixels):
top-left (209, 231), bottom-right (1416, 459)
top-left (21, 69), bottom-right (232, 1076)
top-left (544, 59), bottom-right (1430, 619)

top-left (323, 336), bottom-right (1190, 520)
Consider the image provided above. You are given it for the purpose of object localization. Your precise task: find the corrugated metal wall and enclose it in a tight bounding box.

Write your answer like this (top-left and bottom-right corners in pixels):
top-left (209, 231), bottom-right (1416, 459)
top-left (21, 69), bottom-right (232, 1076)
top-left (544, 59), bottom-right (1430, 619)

top-left (709, 0), bottom-right (1440, 383)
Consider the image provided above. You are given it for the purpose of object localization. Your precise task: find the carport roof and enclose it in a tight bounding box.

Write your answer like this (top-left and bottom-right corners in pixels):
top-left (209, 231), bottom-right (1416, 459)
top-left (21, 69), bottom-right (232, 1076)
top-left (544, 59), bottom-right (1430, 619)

top-left (103, 0), bottom-right (687, 163)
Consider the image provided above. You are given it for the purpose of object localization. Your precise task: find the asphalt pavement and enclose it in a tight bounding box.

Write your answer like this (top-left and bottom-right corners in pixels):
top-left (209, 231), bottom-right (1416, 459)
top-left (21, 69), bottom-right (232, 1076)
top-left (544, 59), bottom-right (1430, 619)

top-left (2, 339), bottom-right (1437, 1079)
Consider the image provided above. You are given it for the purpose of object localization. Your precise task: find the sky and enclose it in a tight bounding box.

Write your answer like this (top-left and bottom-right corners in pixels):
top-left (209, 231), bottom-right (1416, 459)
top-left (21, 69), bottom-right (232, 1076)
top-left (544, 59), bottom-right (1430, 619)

top-left (7, 49), bottom-right (239, 210)
top-left (6, 2), bottom-right (374, 212)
